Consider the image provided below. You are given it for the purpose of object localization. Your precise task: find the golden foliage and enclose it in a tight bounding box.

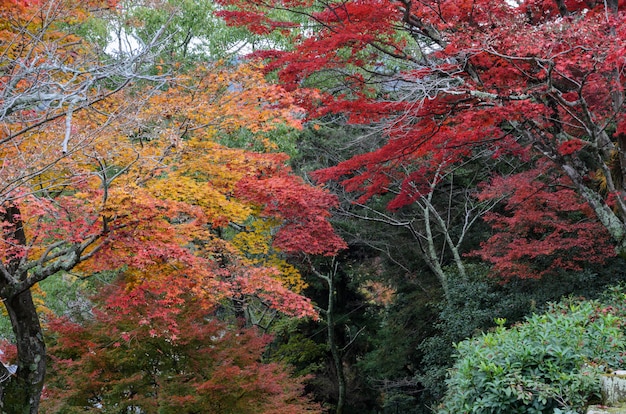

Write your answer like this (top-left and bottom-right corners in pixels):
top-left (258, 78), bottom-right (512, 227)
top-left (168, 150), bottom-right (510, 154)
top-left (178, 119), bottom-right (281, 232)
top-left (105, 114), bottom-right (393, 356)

top-left (0, 6), bottom-right (318, 316)
top-left (231, 218), bottom-right (308, 292)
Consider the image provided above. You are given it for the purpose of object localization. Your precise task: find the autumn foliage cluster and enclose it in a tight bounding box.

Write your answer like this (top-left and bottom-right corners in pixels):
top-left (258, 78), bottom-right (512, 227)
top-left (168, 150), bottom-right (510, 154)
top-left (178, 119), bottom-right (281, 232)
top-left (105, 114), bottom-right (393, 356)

top-left (42, 279), bottom-right (320, 413)
top-left (219, 0), bottom-right (626, 281)
top-left (0, 0), bottom-right (344, 411)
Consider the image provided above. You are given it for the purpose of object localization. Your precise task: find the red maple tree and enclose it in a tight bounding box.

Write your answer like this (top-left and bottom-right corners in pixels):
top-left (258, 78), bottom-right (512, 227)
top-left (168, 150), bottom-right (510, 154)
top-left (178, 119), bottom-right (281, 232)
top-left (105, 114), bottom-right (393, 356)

top-left (470, 159), bottom-right (616, 280)
top-left (217, 0), bottom-right (626, 276)
top-left (41, 278), bottom-right (322, 413)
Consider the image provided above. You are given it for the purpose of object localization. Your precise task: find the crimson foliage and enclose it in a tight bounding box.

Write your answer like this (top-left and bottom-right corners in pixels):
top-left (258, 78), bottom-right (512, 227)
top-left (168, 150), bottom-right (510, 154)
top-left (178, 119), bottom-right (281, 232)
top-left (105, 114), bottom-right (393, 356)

top-left (218, 0), bottom-right (626, 275)
top-left (41, 278), bottom-right (321, 414)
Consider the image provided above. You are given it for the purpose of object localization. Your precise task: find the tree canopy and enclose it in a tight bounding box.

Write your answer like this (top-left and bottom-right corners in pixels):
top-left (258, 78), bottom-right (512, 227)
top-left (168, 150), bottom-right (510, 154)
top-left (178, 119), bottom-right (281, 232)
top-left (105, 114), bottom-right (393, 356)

top-left (0, 1), bottom-right (343, 411)
top-left (219, 0), bottom-right (626, 259)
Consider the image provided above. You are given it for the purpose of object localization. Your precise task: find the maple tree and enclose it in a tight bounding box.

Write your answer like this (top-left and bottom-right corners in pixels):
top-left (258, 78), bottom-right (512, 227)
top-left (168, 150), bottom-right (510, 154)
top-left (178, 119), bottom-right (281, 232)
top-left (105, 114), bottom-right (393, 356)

top-left (0, 1), bottom-right (346, 412)
top-left (471, 159), bottom-right (617, 280)
top-left (0, 0), bottom-right (172, 410)
top-left (126, 61), bottom-right (346, 301)
top-left (40, 278), bottom-right (322, 413)
top-left (217, 0), bottom-right (626, 281)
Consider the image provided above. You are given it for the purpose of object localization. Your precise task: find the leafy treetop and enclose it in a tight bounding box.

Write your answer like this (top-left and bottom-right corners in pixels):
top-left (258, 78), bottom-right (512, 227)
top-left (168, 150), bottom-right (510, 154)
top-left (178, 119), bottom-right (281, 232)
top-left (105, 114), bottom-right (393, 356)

top-left (216, 0), bottom-right (626, 272)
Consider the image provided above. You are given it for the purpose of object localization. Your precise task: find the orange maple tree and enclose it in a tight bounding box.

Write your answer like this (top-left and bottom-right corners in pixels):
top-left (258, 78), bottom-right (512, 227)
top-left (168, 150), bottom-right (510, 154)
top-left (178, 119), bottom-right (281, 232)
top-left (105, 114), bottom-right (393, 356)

top-left (0, 1), bottom-right (345, 412)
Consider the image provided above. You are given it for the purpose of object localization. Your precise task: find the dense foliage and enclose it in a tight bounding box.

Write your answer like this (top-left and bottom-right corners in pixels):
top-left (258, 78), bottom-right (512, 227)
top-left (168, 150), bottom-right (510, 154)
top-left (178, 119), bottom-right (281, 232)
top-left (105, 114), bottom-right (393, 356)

top-left (42, 279), bottom-right (321, 413)
top-left (0, 0), bottom-right (342, 411)
top-left (213, 0), bottom-right (626, 410)
top-left (440, 288), bottom-right (626, 413)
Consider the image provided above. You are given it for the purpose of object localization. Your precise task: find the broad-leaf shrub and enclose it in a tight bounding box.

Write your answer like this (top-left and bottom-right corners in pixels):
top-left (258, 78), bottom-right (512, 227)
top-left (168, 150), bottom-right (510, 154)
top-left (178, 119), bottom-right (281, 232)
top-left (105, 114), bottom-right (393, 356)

top-left (438, 290), bottom-right (626, 414)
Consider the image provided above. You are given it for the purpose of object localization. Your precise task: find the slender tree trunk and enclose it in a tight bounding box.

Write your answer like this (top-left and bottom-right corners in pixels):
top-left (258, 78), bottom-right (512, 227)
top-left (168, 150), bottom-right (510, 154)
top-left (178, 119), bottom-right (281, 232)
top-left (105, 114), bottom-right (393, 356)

top-left (419, 204), bottom-right (451, 300)
top-left (325, 270), bottom-right (346, 414)
top-left (314, 263), bottom-right (346, 414)
top-left (0, 289), bottom-right (46, 414)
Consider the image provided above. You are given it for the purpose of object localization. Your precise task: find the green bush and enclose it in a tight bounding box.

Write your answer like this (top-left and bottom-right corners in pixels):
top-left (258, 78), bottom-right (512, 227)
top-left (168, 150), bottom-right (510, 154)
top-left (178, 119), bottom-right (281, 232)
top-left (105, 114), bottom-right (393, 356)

top-left (438, 290), bottom-right (626, 414)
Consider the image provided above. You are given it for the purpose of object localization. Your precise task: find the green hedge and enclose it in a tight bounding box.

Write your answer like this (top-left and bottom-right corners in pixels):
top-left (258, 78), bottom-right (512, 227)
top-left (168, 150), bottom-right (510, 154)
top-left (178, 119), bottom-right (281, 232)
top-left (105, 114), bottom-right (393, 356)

top-left (438, 288), bottom-right (626, 414)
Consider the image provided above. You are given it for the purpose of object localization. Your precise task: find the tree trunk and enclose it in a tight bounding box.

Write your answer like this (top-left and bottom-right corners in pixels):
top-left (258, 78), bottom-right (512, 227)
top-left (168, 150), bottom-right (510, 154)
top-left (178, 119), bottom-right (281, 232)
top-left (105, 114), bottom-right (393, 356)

top-left (561, 164), bottom-right (626, 254)
top-left (313, 263), bottom-right (346, 414)
top-left (0, 204), bottom-right (45, 413)
top-left (0, 288), bottom-right (46, 414)
top-left (325, 271), bottom-right (346, 414)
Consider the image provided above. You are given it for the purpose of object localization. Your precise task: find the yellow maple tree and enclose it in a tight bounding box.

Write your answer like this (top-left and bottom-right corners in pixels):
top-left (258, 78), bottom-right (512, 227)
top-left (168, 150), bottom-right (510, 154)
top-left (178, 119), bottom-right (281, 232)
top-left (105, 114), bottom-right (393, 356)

top-left (117, 62), bottom-right (316, 293)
